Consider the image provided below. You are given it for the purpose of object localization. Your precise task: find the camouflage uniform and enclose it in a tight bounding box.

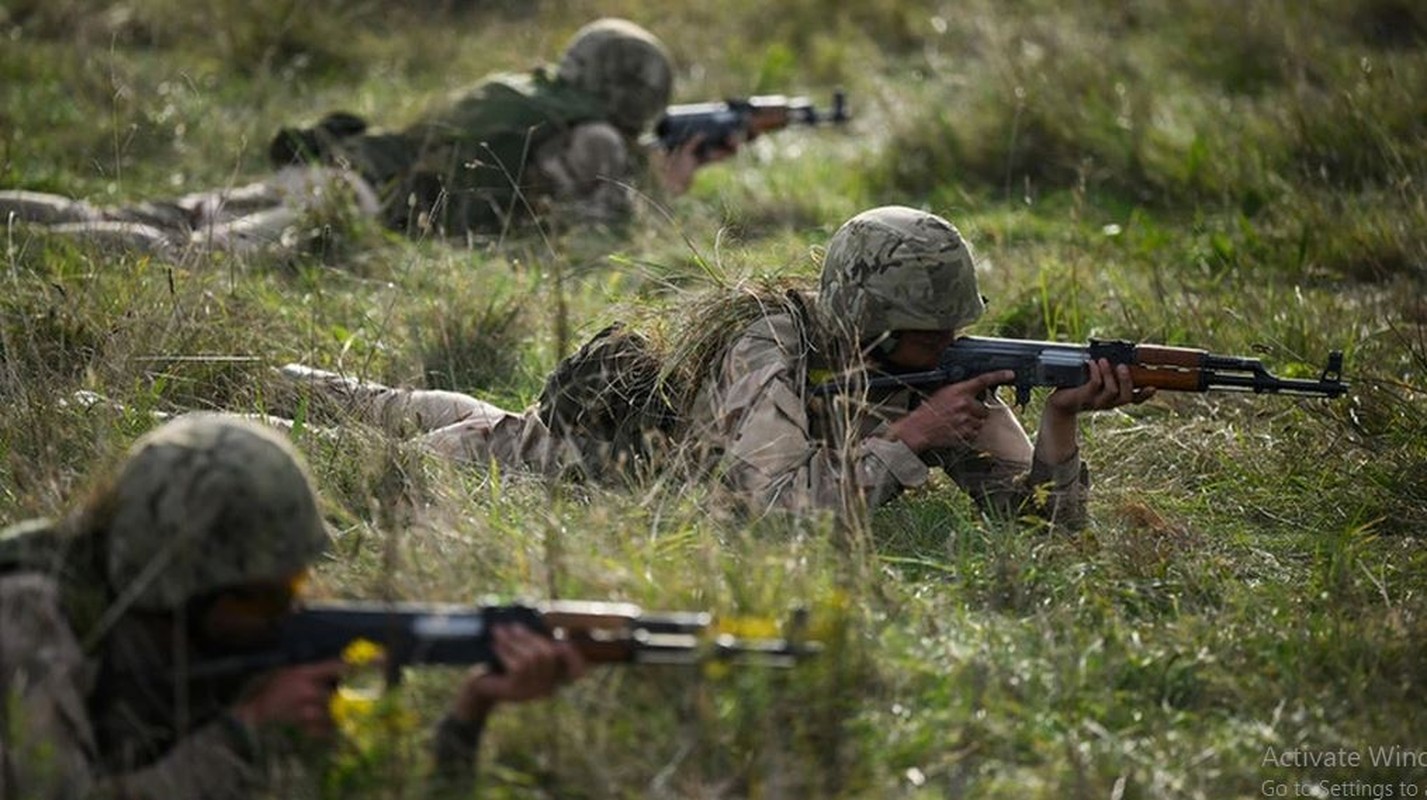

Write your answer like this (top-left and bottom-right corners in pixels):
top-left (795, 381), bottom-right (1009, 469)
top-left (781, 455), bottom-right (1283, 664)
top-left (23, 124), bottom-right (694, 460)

top-left (277, 322), bottom-right (673, 484)
top-left (0, 570), bottom-right (272, 798)
top-left (389, 17), bottom-right (673, 235)
top-left (682, 311), bottom-right (1088, 521)
top-left (275, 366), bottom-right (596, 479)
top-left (0, 166), bottom-right (378, 258)
top-left (278, 208), bottom-right (1090, 524)
top-left (0, 414), bottom-right (491, 797)
top-left (0, 415), bottom-right (328, 797)
top-left (0, 18), bottom-right (674, 255)
top-left (280, 325), bottom-right (1085, 522)
top-left (681, 206), bottom-right (1089, 521)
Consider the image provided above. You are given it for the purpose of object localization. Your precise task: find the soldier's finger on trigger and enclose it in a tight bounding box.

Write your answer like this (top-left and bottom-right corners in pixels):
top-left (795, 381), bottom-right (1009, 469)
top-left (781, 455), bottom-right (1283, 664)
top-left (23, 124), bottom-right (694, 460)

top-left (969, 370), bottom-right (1014, 395)
top-left (1117, 364), bottom-right (1135, 400)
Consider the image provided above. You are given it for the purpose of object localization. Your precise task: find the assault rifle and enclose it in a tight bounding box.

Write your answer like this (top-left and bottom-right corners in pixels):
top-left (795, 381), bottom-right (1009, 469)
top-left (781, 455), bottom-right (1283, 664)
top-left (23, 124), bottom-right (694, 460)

top-left (192, 600), bottom-right (820, 685)
top-left (811, 336), bottom-right (1348, 406)
top-left (654, 91), bottom-right (850, 159)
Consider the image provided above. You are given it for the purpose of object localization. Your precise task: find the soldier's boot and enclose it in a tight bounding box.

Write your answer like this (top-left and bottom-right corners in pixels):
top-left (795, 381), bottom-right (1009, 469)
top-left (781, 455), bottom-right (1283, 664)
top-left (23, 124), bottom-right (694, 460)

top-left (278, 363), bottom-right (416, 429)
top-left (275, 363), bottom-right (367, 419)
top-left (59, 390), bottom-right (172, 419)
top-left (112, 200), bottom-right (197, 232)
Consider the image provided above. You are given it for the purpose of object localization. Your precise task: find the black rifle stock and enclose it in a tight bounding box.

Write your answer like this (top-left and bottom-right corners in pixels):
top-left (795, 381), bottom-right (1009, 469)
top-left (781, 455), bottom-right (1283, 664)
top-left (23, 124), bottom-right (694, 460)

top-left (192, 600), bottom-right (819, 685)
top-left (811, 336), bottom-right (1348, 406)
top-left (654, 91), bottom-right (850, 158)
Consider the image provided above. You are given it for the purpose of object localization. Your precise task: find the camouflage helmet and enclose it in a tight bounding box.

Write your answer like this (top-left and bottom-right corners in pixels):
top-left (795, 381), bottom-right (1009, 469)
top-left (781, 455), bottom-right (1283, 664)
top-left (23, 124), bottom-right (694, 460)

top-left (105, 413), bottom-right (330, 611)
top-left (819, 205), bottom-right (985, 338)
top-left (557, 18), bottom-right (673, 135)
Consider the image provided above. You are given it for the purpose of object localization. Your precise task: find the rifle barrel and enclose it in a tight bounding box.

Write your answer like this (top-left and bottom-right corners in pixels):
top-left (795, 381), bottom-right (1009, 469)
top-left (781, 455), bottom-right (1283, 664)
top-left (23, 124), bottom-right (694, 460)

top-left (810, 336), bottom-right (1348, 400)
top-left (181, 600), bottom-right (818, 683)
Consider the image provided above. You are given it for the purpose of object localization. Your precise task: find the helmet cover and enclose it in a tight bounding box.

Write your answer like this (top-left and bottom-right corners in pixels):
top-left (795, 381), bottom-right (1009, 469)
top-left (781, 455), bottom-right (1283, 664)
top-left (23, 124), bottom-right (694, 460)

top-left (557, 18), bottom-right (674, 135)
top-left (105, 413), bottom-right (329, 610)
top-left (819, 205), bottom-right (984, 338)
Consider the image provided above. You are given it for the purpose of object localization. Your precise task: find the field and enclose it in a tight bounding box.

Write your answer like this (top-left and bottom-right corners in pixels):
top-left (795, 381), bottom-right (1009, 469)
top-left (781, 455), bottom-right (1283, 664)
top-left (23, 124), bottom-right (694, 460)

top-left (3, 0), bottom-right (1426, 797)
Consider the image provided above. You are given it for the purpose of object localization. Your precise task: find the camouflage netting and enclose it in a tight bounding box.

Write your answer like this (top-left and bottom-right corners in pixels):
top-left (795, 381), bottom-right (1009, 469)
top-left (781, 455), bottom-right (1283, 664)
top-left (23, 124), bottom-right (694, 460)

top-left (536, 321), bottom-right (682, 472)
top-left (662, 275), bottom-right (831, 408)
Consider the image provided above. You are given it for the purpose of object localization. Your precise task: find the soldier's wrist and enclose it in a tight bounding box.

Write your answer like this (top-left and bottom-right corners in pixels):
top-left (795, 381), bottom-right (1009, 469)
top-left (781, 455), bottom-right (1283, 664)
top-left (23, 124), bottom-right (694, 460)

top-left (436, 711), bottom-right (488, 752)
top-left (883, 422), bottom-right (927, 454)
top-left (217, 711), bottom-right (261, 763)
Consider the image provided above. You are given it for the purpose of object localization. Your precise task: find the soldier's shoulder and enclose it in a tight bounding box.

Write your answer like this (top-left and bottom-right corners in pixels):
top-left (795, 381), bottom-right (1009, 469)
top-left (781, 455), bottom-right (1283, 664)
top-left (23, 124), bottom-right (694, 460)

top-left (454, 69), bottom-right (558, 103)
top-left (733, 293), bottom-right (821, 346)
top-left (738, 311), bottom-right (802, 340)
top-left (567, 120), bottom-right (625, 145)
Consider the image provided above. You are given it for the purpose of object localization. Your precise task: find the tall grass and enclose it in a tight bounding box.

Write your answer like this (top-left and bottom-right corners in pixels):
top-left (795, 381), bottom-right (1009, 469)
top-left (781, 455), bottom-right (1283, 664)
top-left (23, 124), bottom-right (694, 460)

top-left (2, 0), bottom-right (1425, 797)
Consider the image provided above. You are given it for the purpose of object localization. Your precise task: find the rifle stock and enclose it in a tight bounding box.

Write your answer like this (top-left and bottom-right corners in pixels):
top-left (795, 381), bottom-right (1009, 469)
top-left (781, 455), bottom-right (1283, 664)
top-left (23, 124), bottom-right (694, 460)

top-left (811, 335), bottom-right (1348, 406)
top-left (654, 91), bottom-right (850, 158)
top-left (191, 599), bottom-right (819, 685)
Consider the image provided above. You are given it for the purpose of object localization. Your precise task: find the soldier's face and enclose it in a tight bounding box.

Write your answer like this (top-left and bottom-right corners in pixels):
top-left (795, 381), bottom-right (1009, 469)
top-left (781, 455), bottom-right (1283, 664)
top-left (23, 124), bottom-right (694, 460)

top-left (191, 572), bottom-right (304, 651)
top-left (883, 330), bottom-right (956, 370)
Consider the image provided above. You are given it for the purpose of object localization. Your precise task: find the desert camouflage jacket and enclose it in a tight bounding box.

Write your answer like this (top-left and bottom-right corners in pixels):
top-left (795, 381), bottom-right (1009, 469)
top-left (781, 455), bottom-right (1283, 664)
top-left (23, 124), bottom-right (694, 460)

top-left (683, 311), bottom-right (1090, 524)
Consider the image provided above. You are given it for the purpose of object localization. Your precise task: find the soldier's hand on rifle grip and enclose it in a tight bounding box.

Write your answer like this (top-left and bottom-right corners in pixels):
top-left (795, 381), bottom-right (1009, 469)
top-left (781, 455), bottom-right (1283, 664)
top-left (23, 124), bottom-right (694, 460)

top-left (451, 624), bottom-right (587, 723)
top-left (231, 658), bottom-right (347, 739)
top-left (697, 127), bottom-right (743, 163)
top-left (652, 133), bottom-right (741, 196)
top-left (885, 370), bottom-right (1015, 453)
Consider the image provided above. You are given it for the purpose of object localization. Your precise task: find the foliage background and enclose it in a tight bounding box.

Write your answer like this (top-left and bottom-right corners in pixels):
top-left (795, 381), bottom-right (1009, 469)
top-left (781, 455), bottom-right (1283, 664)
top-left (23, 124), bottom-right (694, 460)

top-left (2, 0), bottom-right (1425, 797)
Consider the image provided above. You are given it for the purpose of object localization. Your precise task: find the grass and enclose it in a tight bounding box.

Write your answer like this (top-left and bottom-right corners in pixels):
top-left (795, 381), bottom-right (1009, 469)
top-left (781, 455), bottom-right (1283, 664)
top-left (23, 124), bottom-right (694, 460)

top-left (3, 0), bottom-right (1426, 797)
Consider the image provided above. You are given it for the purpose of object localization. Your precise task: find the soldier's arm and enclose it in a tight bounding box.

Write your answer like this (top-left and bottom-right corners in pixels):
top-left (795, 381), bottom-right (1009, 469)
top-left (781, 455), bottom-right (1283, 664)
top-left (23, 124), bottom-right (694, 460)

top-left (700, 316), bottom-right (932, 514)
top-left (930, 394), bottom-right (1090, 529)
top-left (426, 712), bottom-right (488, 798)
top-left (99, 720), bottom-right (267, 800)
top-left (1, 574), bottom-right (97, 797)
top-left (425, 624), bottom-right (585, 799)
top-left (1, 574), bottom-right (265, 800)
top-left (941, 358), bottom-right (1135, 530)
